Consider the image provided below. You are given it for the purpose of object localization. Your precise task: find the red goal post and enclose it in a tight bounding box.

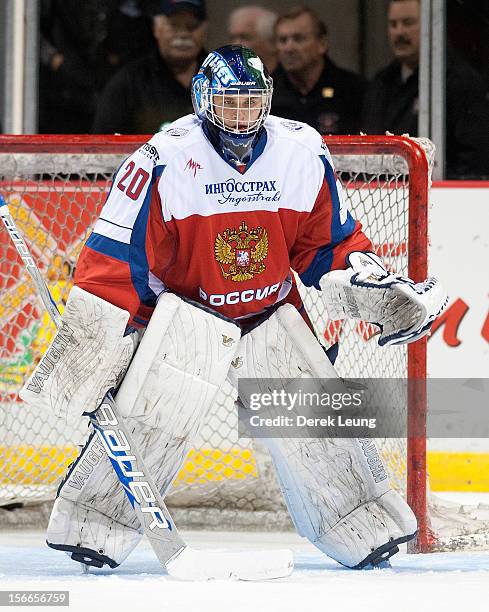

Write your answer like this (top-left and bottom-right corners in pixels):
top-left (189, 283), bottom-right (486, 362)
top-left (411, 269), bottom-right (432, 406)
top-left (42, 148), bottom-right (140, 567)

top-left (327, 135), bottom-right (430, 553)
top-left (0, 134), bottom-right (432, 551)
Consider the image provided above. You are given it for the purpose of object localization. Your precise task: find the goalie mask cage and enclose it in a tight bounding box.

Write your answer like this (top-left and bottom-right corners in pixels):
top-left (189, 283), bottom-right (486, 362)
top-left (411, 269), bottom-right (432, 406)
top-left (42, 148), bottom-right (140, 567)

top-left (0, 134), bottom-right (486, 554)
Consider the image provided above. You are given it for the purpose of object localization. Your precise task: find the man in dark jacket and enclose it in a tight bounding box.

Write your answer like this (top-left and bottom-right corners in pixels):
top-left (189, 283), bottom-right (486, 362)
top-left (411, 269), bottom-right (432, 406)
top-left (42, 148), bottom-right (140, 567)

top-left (362, 0), bottom-right (489, 178)
top-left (271, 6), bottom-right (366, 135)
top-left (92, 0), bottom-right (207, 134)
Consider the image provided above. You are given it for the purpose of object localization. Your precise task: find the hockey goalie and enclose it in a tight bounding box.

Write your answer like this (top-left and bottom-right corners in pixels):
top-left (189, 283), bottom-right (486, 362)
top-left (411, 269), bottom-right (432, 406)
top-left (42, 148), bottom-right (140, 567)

top-left (21, 45), bottom-right (447, 573)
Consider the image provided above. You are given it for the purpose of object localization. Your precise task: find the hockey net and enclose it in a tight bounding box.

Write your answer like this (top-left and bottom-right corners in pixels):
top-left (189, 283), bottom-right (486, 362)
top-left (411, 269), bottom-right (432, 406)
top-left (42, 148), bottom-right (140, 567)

top-left (0, 134), bottom-right (487, 553)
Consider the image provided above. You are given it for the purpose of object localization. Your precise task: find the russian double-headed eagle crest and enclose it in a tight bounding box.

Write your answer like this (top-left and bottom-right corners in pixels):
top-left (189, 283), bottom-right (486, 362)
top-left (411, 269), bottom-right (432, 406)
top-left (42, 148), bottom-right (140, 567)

top-left (214, 221), bottom-right (268, 282)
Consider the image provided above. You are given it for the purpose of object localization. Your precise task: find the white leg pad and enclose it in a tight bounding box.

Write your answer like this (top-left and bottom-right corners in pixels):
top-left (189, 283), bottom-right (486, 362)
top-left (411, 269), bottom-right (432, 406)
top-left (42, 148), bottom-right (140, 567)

top-left (47, 293), bottom-right (241, 567)
top-left (20, 286), bottom-right (136, 417)
top-left (115, 293), bottom-right (241, 429)
top-left (47, 489), bottom-right (141, 568)
top-left (229, 304), bottom-right (417, 568)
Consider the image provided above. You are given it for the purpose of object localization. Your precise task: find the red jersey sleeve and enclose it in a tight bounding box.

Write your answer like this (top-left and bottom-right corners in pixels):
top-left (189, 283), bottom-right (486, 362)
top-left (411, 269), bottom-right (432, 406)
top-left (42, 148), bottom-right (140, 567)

top-left (74, 154), bottom-right (172, 328)
top-left (290, 153), bottom-right (372, 288)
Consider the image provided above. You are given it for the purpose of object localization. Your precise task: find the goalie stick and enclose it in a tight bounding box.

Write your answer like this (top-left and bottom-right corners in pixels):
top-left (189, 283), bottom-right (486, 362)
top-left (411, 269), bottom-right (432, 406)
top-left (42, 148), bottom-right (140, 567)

top-left (0, 197), bottom-right (293, 581)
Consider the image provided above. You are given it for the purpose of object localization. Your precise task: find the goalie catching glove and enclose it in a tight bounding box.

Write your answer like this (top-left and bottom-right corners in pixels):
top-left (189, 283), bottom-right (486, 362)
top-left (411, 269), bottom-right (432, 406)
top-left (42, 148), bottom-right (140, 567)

top-left (320, 251), bottom-right (448, 346)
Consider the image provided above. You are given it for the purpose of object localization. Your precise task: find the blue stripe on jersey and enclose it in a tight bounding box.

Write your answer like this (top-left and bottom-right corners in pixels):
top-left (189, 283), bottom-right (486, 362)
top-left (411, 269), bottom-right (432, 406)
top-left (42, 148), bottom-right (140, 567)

top-left (129, 164), bottom-right (166, 307)
top-left (86, 232), bottom-right (130, 262)
top-left (319, 154), bottom-right (355, 244)
top-left (299, 248), bottom-right (333, 288)
top-left (299, 156), bottom-right (356, 289)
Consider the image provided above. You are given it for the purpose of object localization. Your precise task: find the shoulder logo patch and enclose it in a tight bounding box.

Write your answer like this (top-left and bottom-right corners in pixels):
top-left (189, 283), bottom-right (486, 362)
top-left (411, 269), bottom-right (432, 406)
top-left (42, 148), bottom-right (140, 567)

top-left (165, 127), bottom-right (189, 137)
top-left (280, 120), bottom-right (303, 131)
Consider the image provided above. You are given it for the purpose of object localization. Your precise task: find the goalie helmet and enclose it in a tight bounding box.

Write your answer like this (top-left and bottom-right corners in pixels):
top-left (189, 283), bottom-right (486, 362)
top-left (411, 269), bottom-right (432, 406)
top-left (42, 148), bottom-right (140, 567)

top-left (191, 45), bottom-right (273, 164)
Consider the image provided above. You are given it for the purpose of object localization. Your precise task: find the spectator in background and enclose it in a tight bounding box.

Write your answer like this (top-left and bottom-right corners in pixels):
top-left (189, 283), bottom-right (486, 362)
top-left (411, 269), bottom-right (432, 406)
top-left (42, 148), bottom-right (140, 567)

top-left (362, 0), bottom-right (489, 178)
top-left (227, 6), bottom-right (278, 73)
top-left (271, 6), bottom-right (366, 135)
top-left (92, 0), bottom-right (207, 134)
top-left (39, 0), bottom-right (154, 133)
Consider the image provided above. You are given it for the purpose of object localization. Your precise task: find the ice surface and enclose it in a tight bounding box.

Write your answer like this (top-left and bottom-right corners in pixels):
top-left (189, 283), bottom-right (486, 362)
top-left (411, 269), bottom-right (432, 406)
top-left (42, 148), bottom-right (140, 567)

top-left (1, 529), bottom-right (489, 612)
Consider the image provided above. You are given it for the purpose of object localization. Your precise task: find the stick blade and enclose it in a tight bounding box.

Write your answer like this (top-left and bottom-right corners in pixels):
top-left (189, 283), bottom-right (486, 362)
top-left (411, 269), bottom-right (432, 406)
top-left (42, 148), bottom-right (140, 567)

top-left (166, 545), bottom-right (293, 581)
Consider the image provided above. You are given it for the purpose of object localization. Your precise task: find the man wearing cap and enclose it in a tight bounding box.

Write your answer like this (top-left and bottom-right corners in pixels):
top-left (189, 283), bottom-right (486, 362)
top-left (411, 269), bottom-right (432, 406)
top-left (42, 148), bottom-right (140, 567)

top-left (92, 0), bottom-right (207, 133)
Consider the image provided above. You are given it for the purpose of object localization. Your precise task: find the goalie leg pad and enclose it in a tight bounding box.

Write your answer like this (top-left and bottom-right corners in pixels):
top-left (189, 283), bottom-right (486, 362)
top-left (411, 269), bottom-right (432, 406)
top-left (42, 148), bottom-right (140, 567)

top-left (46, 433), bottom-right (131, 567)
top-left (114, 292), bottom-right (241, 429)
top-left (265, 437), bottom-right (417, 567)
top-left (47, 293), bottom-right (241, 567)
top-left (46, 423), bottom-right (185, 567)
top-left (20, 286), bottom-right (137, 417)
top-left (229, 304), bottom-right (417, 568)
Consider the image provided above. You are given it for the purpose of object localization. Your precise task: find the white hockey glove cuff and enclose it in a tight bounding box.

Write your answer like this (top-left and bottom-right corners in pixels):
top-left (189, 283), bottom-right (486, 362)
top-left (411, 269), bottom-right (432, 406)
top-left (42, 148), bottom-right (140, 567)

top-left (319, 251), bottom-right (448, 346)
